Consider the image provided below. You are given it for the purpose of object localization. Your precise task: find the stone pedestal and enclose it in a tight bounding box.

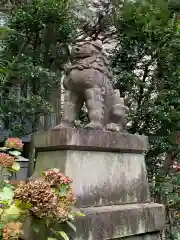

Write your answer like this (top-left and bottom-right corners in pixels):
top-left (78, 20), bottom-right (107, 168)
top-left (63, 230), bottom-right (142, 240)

top-left (29, 128), bottom-right (165, 240)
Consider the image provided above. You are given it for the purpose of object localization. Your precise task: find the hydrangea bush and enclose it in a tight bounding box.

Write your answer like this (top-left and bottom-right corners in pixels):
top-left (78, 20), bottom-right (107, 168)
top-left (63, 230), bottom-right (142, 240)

top-left (0, 138), bottom-right (83, 240)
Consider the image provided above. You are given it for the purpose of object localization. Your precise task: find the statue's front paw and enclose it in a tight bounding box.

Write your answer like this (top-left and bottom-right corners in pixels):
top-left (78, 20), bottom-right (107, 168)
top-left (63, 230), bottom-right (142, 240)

top-left (53, 122), bottom-right (74, 129)
top-left (85, 122), bottom-right (103, 130)
top-left (106, 123), bottom-right (121, 132)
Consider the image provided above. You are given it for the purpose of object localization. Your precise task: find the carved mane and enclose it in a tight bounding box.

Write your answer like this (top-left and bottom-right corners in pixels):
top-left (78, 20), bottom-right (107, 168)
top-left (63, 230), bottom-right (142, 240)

top-left (67, 40), bottom-right (113, 79)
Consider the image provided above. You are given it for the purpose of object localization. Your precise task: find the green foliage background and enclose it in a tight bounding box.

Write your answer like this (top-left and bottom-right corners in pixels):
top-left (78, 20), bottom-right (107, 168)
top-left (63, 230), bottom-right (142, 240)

top-left (0, 0), bottom-right (76, 135)
top-left (111, 0), bottom-right (180, 238)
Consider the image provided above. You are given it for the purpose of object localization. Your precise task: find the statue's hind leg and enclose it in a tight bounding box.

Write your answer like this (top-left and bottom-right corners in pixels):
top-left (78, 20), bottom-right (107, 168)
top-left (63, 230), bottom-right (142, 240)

top-left (84, 87), bottom-right (103, 129)
top-left (106, 90), bottom-right (127, 132)
top-left (54, 90), bottom-right (83, 129)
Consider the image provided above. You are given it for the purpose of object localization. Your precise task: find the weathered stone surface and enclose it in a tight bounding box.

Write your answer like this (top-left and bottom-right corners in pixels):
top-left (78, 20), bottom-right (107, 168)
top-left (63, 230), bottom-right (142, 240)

top-left (32, 150), bottom-right (150, 207)
top-left (73, 203), bottom-right (165, 240)
top-left (31, 128), bottom-right (149, 207)
top-left (22, 203), bottom-right (164, 240)
top-left (32, 128), bottom-right (148, 153)
top-left (55, 40), bottom-right (127, 131)
top-left (27, 128), bottom-right (165, 240)
top-left (118, 232), bottom-right (160, 239)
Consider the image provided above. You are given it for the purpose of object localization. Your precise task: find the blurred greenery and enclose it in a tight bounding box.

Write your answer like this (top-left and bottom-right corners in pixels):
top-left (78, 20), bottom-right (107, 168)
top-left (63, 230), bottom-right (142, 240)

top-left (111, 0), bottom-right (180, 238)
top-left (0, 0), bottom-right (77, 135)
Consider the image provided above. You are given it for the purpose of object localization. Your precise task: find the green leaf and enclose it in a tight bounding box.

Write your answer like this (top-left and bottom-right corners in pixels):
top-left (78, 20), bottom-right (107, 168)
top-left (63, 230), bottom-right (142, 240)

top-left (32, 219), bottom-right (43, 233)
top-left (68, 214), bottom-right (74, 221)
top-left (0, 147), bottom-right (8, 152)
top-left (9, 150), bottom-right (21, 157)
top-left (32, 223), bottom-right (40, 233)
top-left (66, 221), bottom-right (76, 232)
top-left (15, 200), bottom-right (31, 210)
top-left (0, 186), bottom-right (14, 203)
top-left (45, 219), bottom-right (51, 227)
top-left (47, 238), bottom-right (57, 240)
top-left (75, 212), bottom-right (85, 217)
top-left (4, 182), bottom-right (14, 190)
top-left (1, 204), bottom-right (23, 222)
top-left (0, 223), bottom-right (5, 229)
top-left (0, 30), bottom-right (12, 40)
top-left (11, 162), bottom-right (20, 172)
top-left (59, 185), bottom-right (69, 197)
top-left (56, 231), bottom-right (69, 240)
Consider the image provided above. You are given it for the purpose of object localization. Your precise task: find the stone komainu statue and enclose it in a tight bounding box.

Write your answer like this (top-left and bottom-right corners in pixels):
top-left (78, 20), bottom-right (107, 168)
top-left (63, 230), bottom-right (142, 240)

top-left (56, 40), bottom-right (127, 131)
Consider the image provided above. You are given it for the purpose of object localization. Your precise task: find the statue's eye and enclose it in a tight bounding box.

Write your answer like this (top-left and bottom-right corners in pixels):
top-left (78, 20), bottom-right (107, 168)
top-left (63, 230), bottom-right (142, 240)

top-left (75, 47), bottom-right (80, 52)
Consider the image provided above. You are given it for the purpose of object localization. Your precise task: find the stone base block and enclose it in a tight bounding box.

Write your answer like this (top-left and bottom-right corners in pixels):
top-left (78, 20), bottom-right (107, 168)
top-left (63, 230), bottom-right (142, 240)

top-left (22, 203), bottom-right (164, 240)
top-left (74, 203), bottom-right (165, 240)
top-left (31, 128), bottom-right (150, 208)
top-left (27, 128), bottom-right (165, 240)
top-left (32, 150), bottom-right (150, 207)
top-left (32, 128), bottom-right (148, 153)
top-left (119, 232), bottom-right (160, 239)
